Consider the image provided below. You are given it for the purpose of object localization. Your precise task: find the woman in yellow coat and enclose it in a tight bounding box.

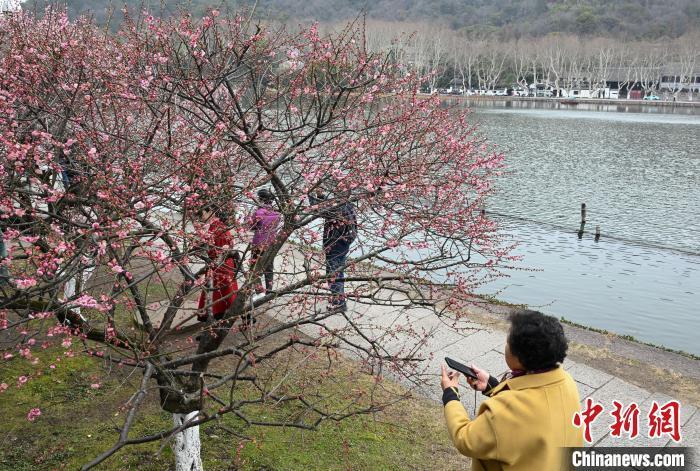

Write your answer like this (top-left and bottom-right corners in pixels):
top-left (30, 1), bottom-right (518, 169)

top-left (441, 310), bottom-right (583, 470)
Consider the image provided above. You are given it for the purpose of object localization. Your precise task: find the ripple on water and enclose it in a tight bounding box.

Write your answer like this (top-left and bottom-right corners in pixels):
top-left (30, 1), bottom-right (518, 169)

top-left (462, 103), bottom-right (700, 355)
top-left (475, 105), bottom-right (700, 255)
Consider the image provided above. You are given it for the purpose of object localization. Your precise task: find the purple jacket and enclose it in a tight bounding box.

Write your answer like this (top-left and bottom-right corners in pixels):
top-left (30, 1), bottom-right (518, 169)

top-left (250, 206), bottom-right (281, 247)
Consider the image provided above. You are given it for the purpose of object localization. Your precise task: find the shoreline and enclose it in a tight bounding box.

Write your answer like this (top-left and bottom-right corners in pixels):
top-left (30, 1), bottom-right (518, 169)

top-left (475, 294), bottom-right (699, 361)
top-left (463, 298), bottom-right (700, 406)
top-left (558, 316), bottom-right (700, 361)
top-left (426, 93), bottom-right (700, 108)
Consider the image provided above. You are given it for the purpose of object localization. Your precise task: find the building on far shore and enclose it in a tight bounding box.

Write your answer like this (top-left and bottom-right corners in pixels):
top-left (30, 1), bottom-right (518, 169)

top-left (568, 66), bottom-right (700, 100)
top-left (659, 64), bottom-right (700, 96)
top-left (0, 0), bottom-right (22, 14)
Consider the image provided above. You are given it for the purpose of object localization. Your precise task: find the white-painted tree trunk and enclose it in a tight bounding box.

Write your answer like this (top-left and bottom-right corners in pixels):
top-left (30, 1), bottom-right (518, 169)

top-left (173, 411), bottom-right (203, 471)
top-left (63, 266), bottom-right (95, 320)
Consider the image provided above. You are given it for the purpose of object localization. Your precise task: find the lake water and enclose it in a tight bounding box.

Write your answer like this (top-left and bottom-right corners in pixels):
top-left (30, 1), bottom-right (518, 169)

top-left (455, 100), bottom-right (700, 355)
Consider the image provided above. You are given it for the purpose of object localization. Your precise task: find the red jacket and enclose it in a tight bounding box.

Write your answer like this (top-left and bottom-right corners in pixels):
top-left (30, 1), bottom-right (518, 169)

top-left (198, 219), bottom-right (238, 320)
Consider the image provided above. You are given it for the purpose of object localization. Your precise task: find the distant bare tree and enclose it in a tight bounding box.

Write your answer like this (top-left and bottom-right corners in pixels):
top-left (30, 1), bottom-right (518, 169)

top-left (455, 35), bottom-right (483, 92)
top-left (511, 38), bottom-right (534, 91)
top-left (404, 24), bottom-right (432, 84)
top-left (425, 25), bottom-right (450, 91)
top-left (542, 35), bottom-right (571, 97)
top-left (672, 33), bottom-right (699, 100)
top-left (616, 44), bottom-right (639, 99)
top-left (589, 38), bottom-right (617, 97)
top-left (634, 42), bottom-right (664, 97)
top-left (476, 43), bottom-right (507, 90)
top-left (562, 39), bottom-right (585, 93)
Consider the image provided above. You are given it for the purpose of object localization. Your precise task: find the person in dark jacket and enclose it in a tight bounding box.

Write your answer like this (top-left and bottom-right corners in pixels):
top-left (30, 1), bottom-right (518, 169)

top-left (309, 190), bottom-right (357, 312)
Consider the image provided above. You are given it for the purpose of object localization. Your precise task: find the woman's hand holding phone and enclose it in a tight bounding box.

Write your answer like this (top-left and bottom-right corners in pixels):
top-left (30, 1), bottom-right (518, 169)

top-left (466, 364), bottom-right (491, 392)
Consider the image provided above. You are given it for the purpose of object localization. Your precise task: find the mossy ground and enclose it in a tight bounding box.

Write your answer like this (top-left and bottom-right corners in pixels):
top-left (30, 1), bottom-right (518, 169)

top-left (1, 259), bottom-right (466, 469)
top-left (0, 343), bottom-right (465, 470)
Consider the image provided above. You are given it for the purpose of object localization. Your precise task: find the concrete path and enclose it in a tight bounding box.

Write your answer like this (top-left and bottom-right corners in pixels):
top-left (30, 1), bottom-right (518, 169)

top-left (269, 293), bottom-right (700, 453)
top-left (147, 245), bottom-right (699, 457)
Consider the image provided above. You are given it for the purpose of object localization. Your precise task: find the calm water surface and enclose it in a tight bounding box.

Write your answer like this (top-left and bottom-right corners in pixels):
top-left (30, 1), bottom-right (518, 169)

top-left (461, 101), bottom-right (700, 355)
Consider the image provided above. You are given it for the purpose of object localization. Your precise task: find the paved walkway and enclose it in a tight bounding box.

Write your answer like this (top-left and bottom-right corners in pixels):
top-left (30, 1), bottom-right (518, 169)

top-left (269, 293), bottom-right (700, 453)
top-left (148, 246), bottom-right (699, 456)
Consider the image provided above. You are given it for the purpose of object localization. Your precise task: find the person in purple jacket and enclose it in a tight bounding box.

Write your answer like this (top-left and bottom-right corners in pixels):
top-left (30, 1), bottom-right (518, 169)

top-left (248, 188), bottom-right (281, 293)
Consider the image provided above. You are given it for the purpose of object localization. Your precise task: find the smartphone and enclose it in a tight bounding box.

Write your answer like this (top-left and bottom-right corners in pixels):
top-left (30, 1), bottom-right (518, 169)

top-left (445, 357), bottom-right (478, 380)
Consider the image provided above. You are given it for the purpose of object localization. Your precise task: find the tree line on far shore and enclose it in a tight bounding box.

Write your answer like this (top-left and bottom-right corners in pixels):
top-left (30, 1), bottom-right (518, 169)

top-left (356, 22), bottom-right (698, 98)
top-left (21, 1), bottom-right (699, 98)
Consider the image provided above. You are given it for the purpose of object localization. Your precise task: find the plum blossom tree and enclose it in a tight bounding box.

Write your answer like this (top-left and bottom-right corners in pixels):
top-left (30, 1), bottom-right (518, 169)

top-left (0, 7), bottom-right (510, 469)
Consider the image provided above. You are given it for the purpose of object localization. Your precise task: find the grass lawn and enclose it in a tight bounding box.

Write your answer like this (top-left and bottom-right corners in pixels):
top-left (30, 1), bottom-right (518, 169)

top-left (1, 258), bottom-right (467, 469)
top-left (0, 342), bottom-right (466, 470)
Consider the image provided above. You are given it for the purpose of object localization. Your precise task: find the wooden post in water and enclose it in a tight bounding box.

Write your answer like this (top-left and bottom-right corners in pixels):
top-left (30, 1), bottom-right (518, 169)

top-left (578, 203), bottom-right (586, 239)
top-left (595, 225), bottom-right (601, 242)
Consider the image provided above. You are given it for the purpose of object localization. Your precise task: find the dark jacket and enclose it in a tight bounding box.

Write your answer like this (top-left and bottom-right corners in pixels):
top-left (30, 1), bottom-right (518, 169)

top-left (309, 194), bottom-right (357, 248)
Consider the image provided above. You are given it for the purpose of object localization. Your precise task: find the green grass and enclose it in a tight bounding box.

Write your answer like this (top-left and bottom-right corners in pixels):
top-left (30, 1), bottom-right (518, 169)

top-left (207, 361), bottom-right (457, 471)
top-left (0, 346), bottom-right (462, 470)
top-left (2, 257), bottom-right (464, 470)
top-left (198, 403), bottom-right (455, 471)
top-left (0, 348), bottom-right (172, 470)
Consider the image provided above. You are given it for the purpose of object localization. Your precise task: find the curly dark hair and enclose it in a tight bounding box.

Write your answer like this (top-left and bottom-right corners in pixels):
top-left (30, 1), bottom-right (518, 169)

top-left (507, 309), bottom-right (568, 370)
top-left (257, 188), bottom-right (275, 204)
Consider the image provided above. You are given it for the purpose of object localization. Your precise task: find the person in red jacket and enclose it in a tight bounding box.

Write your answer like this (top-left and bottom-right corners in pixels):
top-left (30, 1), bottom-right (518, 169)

top-left (197, 208), bottom-right (239, 322)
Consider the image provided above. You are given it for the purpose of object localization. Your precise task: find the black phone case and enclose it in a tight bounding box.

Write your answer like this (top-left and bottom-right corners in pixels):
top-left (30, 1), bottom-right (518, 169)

top-left (445, 357), bottom-right (478, 379)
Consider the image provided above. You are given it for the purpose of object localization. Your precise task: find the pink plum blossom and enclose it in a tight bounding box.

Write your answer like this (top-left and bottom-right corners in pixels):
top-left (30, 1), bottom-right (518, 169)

top-left (26, 408), bottom-right (42, 422)
top-left (14, 278), bottom-right (37, 289)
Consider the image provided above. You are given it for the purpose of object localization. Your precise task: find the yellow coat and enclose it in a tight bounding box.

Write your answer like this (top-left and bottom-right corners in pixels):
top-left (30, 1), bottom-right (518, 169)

top-left (444, 366), bottom-right (583, 471)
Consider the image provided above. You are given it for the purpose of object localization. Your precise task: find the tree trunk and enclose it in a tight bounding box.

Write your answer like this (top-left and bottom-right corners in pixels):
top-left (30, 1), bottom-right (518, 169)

top-left (63, 266), bottom-right (95, 320)
top-left (0, 229), bottom-right (8, 284)
top-left (173, 411), bottom-right (203, 471)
